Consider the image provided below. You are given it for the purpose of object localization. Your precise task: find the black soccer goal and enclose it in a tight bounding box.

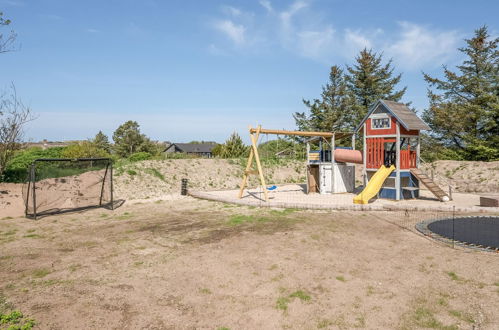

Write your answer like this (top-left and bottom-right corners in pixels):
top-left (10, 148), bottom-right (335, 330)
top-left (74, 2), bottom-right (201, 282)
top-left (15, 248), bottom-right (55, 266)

top-left (23, 158), bottom-right (114, 219)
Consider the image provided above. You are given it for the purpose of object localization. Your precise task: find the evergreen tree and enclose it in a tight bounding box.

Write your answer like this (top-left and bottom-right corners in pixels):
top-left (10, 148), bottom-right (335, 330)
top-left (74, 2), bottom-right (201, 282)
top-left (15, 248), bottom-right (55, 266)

top-left (220, 132), bottom-right (248, 158)
top-left (112, 120), bottom-right (155, 157)
top-left (294, 66), bottom-right (354, 132)
top-left (92, 131), bottom-right (111, 153)
top-left (345, 48), bottom-right (406, 126)
top-left (422, 26), bottom-right (499, 161)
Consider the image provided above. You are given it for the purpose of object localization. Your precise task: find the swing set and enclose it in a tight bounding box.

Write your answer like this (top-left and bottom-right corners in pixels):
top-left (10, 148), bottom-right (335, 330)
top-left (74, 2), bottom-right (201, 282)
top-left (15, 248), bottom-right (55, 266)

top-left (238, 125), bottom-right (355, 201)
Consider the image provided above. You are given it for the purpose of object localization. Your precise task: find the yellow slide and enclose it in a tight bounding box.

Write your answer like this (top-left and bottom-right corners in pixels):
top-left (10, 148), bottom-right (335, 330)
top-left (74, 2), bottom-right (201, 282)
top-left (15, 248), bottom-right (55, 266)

top-left (353, 165), bottom-right (395, 204)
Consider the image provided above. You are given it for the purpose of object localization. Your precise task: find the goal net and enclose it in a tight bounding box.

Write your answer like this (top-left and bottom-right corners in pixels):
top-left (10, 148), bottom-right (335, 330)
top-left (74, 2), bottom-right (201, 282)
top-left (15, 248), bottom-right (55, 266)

top-left (23, 158), bottom-right (113, 219)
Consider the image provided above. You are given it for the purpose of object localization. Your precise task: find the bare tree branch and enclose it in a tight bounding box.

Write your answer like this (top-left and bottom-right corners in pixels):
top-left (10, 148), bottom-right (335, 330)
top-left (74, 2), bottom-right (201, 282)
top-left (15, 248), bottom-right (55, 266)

top-left (0, 84), bottom-right (36, 177)
top-left (0, 11), bottom-right (17, 54)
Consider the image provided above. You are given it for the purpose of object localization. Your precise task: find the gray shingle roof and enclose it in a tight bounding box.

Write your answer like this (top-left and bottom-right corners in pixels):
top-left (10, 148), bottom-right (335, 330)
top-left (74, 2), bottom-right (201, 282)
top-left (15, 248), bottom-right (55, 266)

top-left (356, 99), bottom-right (431, 132)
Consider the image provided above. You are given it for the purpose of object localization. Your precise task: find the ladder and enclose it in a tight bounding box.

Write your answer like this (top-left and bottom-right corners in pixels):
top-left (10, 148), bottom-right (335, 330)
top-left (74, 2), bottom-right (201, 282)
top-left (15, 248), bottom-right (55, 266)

top-left (410, 168), bottom-right (450, 201)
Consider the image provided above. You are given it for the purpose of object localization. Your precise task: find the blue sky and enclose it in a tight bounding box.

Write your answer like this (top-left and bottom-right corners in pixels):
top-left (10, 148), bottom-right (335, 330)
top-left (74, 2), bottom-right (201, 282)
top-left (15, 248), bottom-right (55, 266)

top-left (0, 0), bottom-right (497, 143)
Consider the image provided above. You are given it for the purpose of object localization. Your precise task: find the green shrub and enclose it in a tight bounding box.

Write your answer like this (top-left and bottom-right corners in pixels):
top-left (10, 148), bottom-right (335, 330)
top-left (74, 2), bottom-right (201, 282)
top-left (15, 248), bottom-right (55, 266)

top-left (128, 152), bottom-right (152, 162)
top-left (2, 147), bottom-right (65, 182)
top-left (61, 141), bottom-right (110, 159)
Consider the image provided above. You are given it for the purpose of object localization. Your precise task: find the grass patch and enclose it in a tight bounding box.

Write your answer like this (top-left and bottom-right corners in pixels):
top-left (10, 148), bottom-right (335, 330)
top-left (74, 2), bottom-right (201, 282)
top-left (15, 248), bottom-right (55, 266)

top-left (145, 168), bottom-right (165, 181)
top-left (127, 169), bottom-right (137, 176)
top-left (68, 264), bottom-right (81, 272)
top-left (0, 295), bottom-right (36, 329)
top-left (23, 234), bottom-right (43, 239)
top-left (228, 214), bottom-right (270, 225)
top-left (446, 271), bottom-right (460, 281)
top-left (317, 319), bottom-right (332, 329)
top-left (268, 264), bottom-right (278, 270)
top-left (32, 268), bottom-right (51, 278)
top-left (412, 307), bottom-right (457, 330)
top-left (336, 276), bottom-right (346, 282)
top-left (448, 310), bottom-right (475, 324)
top-left (276, 297), bottom-right (290, 311)
top-left (1, 217), bottom-right (13, 220)
top-left (115, 212), bottom-right (133, 220)
top-left (276, 289), bottom-right (311, 311)
top-left (269, 208), bottom-right (297, 216)
top-left (289, 290), bottom-right (311, 301)
top-left (0, 310), bottom-right (36, 329)
top-left (199, 288), bottom-right (212, 294)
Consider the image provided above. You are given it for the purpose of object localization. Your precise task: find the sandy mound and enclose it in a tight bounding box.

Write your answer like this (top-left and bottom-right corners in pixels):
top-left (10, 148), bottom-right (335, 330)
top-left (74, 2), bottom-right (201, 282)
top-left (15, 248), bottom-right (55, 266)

top-left (113, 158), bottom-right (307, 200)
top-left (1, 159), bottom-right (498, 217)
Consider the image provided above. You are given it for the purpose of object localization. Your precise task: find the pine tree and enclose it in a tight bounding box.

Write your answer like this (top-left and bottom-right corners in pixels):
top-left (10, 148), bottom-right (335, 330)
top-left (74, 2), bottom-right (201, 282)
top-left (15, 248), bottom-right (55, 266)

top-left (422, 26), bottom-right (499, 161)
top-left (92, 131), bottom-right (111, 153)
top-left (345, 48), bottom-right (406, 126)
top-left (294, 65), bottom-right (354, 133)
top-left (221, 132), bottom-right (248, 158)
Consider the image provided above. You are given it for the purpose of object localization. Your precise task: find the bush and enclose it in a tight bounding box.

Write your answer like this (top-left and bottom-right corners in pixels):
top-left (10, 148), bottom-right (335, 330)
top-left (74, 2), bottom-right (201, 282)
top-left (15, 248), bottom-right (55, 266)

top-left (128, 152), bottom-right (152, 162)
top-left (2, 147), bottom-right (65, 182)
top-left (61, 141), bottom-right (110, 159)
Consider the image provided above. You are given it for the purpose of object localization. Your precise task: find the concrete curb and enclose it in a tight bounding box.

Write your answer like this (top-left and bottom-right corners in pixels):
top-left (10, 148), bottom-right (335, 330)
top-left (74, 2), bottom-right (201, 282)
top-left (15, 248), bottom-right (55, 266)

top-left (189, 190), bottom-right (499, 214)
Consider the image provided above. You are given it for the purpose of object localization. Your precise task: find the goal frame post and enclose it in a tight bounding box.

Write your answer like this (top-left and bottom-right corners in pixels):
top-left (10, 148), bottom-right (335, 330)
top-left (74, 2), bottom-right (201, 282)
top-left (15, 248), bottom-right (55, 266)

top-left (24, 157), bottom-right (114, 219)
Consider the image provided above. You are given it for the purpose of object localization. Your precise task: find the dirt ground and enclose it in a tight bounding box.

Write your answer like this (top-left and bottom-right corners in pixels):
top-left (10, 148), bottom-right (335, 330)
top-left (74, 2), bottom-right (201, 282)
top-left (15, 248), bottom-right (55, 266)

top-left (1, 198), bottom-right (498, 329)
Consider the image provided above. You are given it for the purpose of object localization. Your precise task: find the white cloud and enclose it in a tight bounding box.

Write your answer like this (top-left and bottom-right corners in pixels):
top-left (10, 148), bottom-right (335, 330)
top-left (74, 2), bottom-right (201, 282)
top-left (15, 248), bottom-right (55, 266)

top-left (208, 2), bottom-right (460, 71)
top-left (86, 28), bottom-right (99, 33)
top-left (388, 22), bottom-right (460, 68)
top-left (344, 29), bottom-right (372, 53)
top-left (279, 0), bottom-right (308, 33)
top-left (213, 20), bottom-right (246, 45)
top-left (207, 43), bottom-right (229, 56)
top-left (296, 27), bottom-right (335, 60)
top-left (259, 0), bottom-right (273, 13)
top-left (221, 5), bottom-right (242, 17)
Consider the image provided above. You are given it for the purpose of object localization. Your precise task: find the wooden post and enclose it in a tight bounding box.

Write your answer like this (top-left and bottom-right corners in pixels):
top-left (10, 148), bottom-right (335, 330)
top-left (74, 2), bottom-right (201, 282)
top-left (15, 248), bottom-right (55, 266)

top-left (332, 134), bottom-right (335, 165)
top-left (395, 122), bottom-right (401, 200)
top-left (306, 141), bottom-right (310, 194)
top-left (249, 126), bottom-right (268, 201)
top-left (238, 126), bottom-right (261, 199)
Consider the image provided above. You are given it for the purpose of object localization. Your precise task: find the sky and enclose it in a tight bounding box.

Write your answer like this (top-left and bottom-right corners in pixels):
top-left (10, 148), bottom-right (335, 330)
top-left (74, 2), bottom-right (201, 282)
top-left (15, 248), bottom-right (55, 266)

top-left (0, 0), bottom-right (497, 143)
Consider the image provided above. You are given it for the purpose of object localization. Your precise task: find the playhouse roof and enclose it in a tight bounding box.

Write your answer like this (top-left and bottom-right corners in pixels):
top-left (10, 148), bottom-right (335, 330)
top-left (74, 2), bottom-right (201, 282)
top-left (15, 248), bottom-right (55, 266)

top-left (355, 99), bottom-right (430, 132)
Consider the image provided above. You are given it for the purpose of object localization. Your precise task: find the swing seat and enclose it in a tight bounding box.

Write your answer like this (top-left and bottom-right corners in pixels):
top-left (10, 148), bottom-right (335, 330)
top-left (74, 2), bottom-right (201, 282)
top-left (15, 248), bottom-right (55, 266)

top-left (267, 185), bottom-right (277, 191)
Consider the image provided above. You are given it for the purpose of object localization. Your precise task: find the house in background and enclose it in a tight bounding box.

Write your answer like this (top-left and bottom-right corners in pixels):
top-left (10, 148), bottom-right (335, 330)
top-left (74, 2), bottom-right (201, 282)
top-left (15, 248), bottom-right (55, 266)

top-left (164, 142), bottom-right (217, 158)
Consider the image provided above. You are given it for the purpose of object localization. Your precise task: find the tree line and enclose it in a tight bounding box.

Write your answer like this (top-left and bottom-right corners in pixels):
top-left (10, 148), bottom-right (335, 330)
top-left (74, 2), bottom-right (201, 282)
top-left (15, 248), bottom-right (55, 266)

top-left (295, 26), bottom-right (499, 161)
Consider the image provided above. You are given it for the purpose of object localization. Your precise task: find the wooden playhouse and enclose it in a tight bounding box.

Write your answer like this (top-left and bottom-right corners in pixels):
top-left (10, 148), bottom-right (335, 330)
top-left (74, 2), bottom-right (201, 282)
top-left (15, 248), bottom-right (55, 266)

top-left (355, 99), bottom-right (449, 202)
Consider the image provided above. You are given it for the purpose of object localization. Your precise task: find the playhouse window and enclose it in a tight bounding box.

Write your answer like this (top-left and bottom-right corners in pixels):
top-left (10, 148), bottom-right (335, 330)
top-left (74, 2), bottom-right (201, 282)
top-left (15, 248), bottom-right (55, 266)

top-left (371, 117), bottom-right (391, 129)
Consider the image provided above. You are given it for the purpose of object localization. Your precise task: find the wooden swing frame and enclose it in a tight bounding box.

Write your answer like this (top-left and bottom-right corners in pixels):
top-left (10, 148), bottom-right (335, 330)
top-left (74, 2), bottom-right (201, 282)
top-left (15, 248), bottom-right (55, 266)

top-left (238, 125), bottom-right (354, 201)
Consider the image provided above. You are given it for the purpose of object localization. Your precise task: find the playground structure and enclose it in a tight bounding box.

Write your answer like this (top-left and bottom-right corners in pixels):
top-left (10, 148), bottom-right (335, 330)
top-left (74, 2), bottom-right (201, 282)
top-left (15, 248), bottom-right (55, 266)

top-left (354, 99), bottom-right (450, 203)
top-left (238, 99), bottom-right (451, 204)
top-left (238, 126), bottom-right (360, 201)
